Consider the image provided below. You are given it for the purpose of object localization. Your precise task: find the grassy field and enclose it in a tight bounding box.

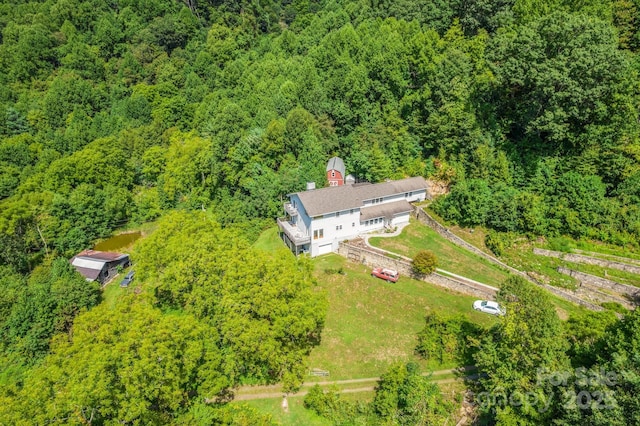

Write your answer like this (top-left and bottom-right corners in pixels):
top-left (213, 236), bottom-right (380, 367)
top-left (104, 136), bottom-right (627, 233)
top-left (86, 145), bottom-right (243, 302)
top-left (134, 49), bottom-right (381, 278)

top-left (423, 207), bottom-right (495, 254)
top-left (241, 397), bottom-right (333, 426)
top-left (99, 265), bottom-right (138, 308)
top-left (237, 228), bottom-right (590, 424)
top-left (307, 254), bottom-right (497, 381)
top-left (238, 390), bottom-right (376, 426)
top-left (253, 227), bottom-right (290, 252)
top-left (253, 227), bottom-right (584, 382)
top-left (423, 207), bottom-right (640, 289)
top-left (369, 220), bottom-right (511, 286)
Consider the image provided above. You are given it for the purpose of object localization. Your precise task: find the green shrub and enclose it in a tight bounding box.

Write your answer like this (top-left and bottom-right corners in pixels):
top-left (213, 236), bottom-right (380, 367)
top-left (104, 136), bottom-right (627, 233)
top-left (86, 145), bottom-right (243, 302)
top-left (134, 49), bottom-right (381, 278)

top-left (548, 236), bottom-right (573, 252)
top-left (412, 250), bottom-right (438, 275)
top-left (484, 231), bottom-right (513, 257)
top-left (601, 302), bottom-right (628, 314)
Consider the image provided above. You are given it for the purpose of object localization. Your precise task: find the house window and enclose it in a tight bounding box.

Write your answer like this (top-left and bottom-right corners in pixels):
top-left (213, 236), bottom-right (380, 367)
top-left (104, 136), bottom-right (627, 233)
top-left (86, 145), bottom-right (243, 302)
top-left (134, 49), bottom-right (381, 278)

top-left (336, 225), bottom-right (342, 231)
top-left (352, 222), bottom-right (355, 227)
top-left (331, 171), bottom-right (335, 177)
top-left (320, 229), bottom-right (323, 238)
top-left (350, 209), bottom-right (354, 214)
top-left (336, 211), bottom-right (340, 217)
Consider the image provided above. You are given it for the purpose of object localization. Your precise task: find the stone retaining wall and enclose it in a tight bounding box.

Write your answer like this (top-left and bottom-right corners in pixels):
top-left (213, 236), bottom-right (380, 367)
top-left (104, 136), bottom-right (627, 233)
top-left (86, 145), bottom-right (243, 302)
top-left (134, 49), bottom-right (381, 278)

top-left (337, 243), bottom-right (496, 300)
top-left (415, 208), bottom-right (523, 276)
top-left (541, 285), bottom-right (605, 311)
top-left (414, 208), bottom-right (604, 311)
top-left (534, 248), bottom-right (640, 275)
top-left (557, 267), bottom-right (640, 301)
top-left (574, 287), bottom-right (634, 310)
top-left (572, 249), bottom-right (640, 266)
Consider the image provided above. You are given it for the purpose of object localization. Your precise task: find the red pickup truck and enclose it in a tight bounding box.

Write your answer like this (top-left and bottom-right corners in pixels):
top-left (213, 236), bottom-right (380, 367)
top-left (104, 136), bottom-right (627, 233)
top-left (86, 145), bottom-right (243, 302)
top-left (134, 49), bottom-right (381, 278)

top-left (371, 267), bottom-right (399, 283)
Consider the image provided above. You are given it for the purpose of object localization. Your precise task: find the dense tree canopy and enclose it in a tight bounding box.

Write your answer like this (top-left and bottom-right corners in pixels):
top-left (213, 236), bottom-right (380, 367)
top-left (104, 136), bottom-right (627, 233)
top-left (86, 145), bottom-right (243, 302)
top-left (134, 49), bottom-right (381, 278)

top-left (134, 211), bottom-right (327, 392)
top-left (473, 276), bottom-right (570, 423)
top-left (1, 0), bottom-right (640, 423)
top-left (0, 0), bottom-right (638, 269)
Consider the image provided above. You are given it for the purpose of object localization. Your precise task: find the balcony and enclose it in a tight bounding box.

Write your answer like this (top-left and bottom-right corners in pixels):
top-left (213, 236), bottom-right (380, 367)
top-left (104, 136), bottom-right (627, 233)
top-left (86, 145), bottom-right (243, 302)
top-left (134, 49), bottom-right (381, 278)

top-left (277, 217), bottom-right (311, 245)
top-left (284, 203), bottom-right (298, 216)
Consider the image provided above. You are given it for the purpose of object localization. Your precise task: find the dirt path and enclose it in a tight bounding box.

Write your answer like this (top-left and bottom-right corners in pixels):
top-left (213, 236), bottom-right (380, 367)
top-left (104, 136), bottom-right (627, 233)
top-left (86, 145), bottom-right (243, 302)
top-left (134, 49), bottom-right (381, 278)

top-left (232, 366), bottom-right (476, 401)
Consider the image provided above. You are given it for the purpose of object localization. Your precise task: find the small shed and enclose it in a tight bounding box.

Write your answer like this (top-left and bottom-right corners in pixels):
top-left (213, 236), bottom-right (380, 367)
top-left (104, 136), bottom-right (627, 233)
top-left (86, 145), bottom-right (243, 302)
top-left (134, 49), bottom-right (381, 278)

top-left (70, 250), bottom-right (130, 284)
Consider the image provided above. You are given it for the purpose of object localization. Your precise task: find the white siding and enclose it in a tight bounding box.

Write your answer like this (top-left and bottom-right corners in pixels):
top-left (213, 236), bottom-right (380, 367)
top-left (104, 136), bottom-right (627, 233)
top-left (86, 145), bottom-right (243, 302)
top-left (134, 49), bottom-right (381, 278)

top-left (309, 208), bottom-right (362, 256)
top-left (311, 210), bottom-right (362, 240)
top-left (290, 194), bottom-right (311, 237)
top-left (317, 243), bottom-right (333, 255)
top-left (392, 212), bottom-right (411, 226)
top-left (360, 217), bottom-right (386, 233)
top-left (289, 182), bottom-right (427, 257)
top-left (406, 189), bottom-right (427, 203)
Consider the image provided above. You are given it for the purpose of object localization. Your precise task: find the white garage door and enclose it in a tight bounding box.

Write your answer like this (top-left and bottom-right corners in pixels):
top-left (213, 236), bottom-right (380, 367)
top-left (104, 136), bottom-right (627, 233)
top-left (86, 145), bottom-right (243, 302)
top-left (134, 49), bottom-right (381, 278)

top-left (317, 243), bottom-right (333, 255)
top-left (392, 212), bottom-right (410, 226)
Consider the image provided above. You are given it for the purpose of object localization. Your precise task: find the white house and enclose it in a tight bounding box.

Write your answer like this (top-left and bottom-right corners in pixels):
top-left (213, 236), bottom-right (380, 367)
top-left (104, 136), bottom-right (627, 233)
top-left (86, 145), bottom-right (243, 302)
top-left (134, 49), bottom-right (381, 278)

top-left (277, 176), bottom-right (429, 256)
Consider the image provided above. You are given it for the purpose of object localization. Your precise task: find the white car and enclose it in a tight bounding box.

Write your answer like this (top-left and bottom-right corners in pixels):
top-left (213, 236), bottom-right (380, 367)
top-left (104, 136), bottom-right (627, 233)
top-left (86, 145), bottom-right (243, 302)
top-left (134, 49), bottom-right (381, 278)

top-left (473, 300), bottom-right (505, 316)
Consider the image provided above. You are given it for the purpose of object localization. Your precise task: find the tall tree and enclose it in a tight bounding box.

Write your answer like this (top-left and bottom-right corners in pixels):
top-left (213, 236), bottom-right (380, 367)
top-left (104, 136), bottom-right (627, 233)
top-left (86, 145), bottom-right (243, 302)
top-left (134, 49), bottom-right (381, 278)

top-left (488, 12), bottom-right (638, 157)
top-left (473, 276), bottom-right (570, 423)
top-left (134, 211), bottom-right (327, 391)
top-left (0, 299), bottom-right (228, 424)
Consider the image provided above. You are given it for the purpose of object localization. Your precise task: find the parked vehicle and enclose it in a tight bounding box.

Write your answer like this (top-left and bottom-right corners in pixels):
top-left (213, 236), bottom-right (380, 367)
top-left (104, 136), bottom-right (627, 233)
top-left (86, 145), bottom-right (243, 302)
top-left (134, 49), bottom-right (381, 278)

top-left (120, 270), bottom-right (135, 287)
top-left (473, 300), bottom-right (505, 316)
top-left (371, 267), bottom-right (399, 283)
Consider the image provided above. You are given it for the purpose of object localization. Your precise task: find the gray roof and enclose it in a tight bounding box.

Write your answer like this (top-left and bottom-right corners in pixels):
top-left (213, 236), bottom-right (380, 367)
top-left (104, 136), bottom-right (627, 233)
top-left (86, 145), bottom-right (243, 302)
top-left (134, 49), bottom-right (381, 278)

top-left (326, 157), bottom-right (345, 176)
top-left (72, 257), bottom-right (106, 270)
top-left (73, 266), bottom-right (102, 281)
top-left (360, 200), bottom-right (413, 221)
top-left (294, 176), bottom-right (428, 216)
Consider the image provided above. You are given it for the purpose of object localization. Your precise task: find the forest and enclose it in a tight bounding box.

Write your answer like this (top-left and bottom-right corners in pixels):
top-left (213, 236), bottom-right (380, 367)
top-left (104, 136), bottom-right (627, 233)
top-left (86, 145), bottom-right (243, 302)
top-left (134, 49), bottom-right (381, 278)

top-left (1, 0), bottom-right (640, 424)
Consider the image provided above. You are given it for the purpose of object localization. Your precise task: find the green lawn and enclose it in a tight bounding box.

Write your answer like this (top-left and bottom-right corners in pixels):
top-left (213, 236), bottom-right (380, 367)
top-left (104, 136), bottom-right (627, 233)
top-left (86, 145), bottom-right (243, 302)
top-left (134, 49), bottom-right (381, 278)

top-left (253, 227), bottom-right (289, 252)
top-left (239, 397), bottom-right (332, 426)
top-left (252, 227), bottom-right (585, 382)
top-left (369, 220), bottom-right (511, 286)
top-left (100, 266), bottom-right (136, 309)
top-left (231, 228), bottom-right (592, 424)
top-left (307, 254), bottom-right (497, 381)
top-left (239, 391), bottom-right (376, 426)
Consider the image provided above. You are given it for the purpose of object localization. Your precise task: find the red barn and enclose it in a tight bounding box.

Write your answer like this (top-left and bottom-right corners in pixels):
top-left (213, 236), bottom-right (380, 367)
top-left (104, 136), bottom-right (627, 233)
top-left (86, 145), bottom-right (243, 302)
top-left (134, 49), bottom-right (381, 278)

top-left (326, 156), bottom-right (345, 186)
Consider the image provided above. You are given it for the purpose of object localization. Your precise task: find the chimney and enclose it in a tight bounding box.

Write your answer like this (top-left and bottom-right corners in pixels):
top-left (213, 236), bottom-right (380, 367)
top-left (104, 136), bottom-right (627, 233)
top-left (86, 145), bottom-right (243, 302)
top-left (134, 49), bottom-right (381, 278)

top-left (306, 182), bottom-right (316, 190)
